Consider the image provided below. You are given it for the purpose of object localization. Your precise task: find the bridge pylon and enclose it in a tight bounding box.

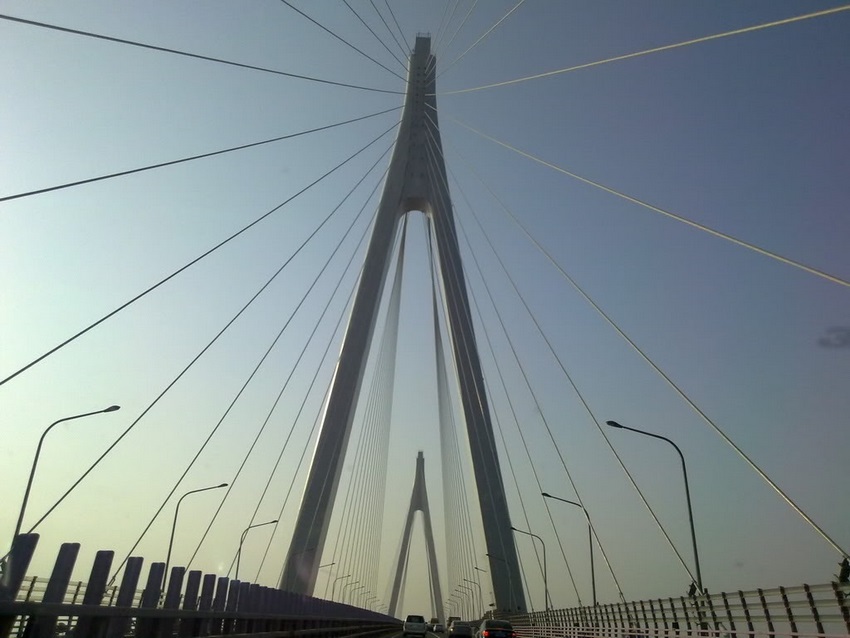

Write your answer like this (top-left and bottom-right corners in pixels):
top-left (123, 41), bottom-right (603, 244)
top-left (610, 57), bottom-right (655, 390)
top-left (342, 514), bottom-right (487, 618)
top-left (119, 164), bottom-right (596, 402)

top-left (279, 35), bottom-right (527, 614)
top-left (388, 452), bottom-right (443, 619)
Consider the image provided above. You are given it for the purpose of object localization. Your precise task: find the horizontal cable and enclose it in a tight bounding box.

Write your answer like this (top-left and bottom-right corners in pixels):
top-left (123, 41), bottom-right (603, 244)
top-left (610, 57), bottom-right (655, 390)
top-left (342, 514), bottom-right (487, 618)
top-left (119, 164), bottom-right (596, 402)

top-left (0, 13), bottom-right (404, 94)
top-left (445, 112), bottom-right (850, 289)
top-left (0, 106), bottom-right (401, 203)
top-left (441, 4), bottom-right (850, 94)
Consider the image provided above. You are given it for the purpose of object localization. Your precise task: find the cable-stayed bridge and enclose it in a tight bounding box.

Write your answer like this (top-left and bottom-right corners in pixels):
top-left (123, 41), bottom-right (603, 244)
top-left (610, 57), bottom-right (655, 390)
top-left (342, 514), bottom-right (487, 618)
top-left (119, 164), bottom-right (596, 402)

top-left (1, 2), bottom-right (849, 637)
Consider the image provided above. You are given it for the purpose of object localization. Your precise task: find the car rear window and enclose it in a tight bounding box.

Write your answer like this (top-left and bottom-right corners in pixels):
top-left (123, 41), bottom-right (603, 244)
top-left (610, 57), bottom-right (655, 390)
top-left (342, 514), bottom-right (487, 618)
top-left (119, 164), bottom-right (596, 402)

top-left (487, 621), bottom-right (513, 629)
top-left (407, 616), bottom-right (425, 623)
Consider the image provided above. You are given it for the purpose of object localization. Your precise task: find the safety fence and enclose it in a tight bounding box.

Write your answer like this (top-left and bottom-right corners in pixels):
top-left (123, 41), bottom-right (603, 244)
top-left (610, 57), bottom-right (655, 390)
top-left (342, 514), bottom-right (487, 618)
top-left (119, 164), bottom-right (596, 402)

top-left (503, 582), bottom-right (850, 638)
top-left (0, 534), bottom-right (400, 637)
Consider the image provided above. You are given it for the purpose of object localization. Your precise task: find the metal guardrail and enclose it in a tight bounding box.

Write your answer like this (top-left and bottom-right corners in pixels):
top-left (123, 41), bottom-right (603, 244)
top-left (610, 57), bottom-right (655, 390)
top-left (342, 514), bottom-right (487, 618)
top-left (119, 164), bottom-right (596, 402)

top-left (0, 534), bottom-right (401, 637)
top-left (498, 582), bottom-right (850, 638)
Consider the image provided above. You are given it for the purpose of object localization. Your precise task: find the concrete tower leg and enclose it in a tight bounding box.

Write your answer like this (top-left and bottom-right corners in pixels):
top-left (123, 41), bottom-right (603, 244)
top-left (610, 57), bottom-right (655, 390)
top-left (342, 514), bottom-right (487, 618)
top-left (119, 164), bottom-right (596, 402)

top-left (388, 452), bottom-right (444, 620)
top-left (279, 35), bottom-right (526, 614)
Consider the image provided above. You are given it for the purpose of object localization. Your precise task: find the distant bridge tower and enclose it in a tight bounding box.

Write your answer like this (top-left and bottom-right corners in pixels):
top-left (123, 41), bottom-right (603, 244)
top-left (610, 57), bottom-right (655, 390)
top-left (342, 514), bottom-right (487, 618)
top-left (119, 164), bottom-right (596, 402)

top-left (388, 452), bottom-right (443, 619)
top-left (279, 35), bottom-right (527, 614)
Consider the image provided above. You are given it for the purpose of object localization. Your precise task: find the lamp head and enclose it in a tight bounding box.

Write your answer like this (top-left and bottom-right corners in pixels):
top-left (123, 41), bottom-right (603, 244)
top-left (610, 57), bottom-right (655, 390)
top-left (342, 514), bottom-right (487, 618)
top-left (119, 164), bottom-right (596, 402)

top-left (606, 420), bottom-right (623, 428)
top-left (104, 405), bottom-right (121, 412)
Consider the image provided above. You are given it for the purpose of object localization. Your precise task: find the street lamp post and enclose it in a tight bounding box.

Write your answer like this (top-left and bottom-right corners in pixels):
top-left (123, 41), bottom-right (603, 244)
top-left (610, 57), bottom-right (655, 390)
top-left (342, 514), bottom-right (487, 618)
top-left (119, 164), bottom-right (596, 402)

top-left (541, 492), bottom-right (596, 606)
top-left (511, 526), bottom-right (548, 611)
top-left (473, 566), bottom-right (489, 611)
top-left (11, 405), bottom-right (121, 546)
top-left (165, 482), bottom-right (227, 582)
top-left (235, 520), bottom-right (278, 581)
top-left (445, 599), bottom-right (455, 620)
top-left (458, 583), bottom-right (477, 617)
top-left (315, 561), bottom-right (334, 592)
top-left (606, 420), bottom-right (703, 593)
top-left (349, 584), bottom-right (366, 605)
top-left (451, 592), bottom-right (467, 618)
top-left (463, 578), bottom-right (483, 618)
top-left (331, 573), bottom-right (351, 601)
top-left (341, 579), bottom-right (360, 603)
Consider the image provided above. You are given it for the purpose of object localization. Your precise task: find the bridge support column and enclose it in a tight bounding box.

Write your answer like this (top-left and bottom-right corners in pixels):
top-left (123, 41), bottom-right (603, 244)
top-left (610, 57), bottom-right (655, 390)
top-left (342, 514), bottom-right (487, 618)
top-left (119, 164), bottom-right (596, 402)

top-left (388, 452), bottom-right (444, 619)
top-left (279, 35), bottom-right (526, 614)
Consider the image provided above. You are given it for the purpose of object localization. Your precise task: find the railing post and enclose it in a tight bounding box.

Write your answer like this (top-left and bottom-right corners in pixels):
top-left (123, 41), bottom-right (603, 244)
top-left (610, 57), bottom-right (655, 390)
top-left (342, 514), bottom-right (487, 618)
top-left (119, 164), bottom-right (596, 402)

top-left (678, 596), bottom-right (691, 636)
top-left (26, 541), bottom-right (79, 638)
top-left (73, 549), bottom-right (114, 637)
top-left (23, 576), bottom-right (38, 602)
top-left (668, 597), bottom-right (679, 637)
top-left (647, 599), bottom-right (658, 638)
top-left (608, 603), bottom-right (616, 638)
top-left (702, 590), bottom-right (718, 637)
top-left (194, 573), bottom-right (217, 637)
top-left (719, 592), bottom-right (735, 638)
top-left (156, 566), bottom-right (184, 638)
top-left (802, 584), bottom-right (824, 635)
top-left (755, 588), bottom-right (772, 636)
top-left (0, 533), bottom-right (39, 638)
top-left (832, 581), bottom-right (850, 635)
top-left (657, 597), bottom-right (668, 636)
top-left (256, 585), bottom-right (269, 632)
top-left (178, 570), bottom-right (202, 638)
top-left (223, 579), bottom-right (240, 634)
top-left (737, 591), bottom-right (753, 638)
top-left (105, 555), bottom-right (143, 638)
top-left (70, 580), bottom-right (83, 604)
top-left (210, 576), bottom-right (229, 636)
top-left (135, 562), bottom-right (165, 638)
top-left (777, 586), bottom-right (796, 635)
top-left (234, 581), bottom-right (251, 633)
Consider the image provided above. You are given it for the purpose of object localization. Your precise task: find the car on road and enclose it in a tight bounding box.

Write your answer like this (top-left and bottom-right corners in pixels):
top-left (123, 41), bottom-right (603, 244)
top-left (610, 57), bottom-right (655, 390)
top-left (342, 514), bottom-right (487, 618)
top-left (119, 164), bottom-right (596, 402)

top-left (476, 619), bottom-right (516, 638)
top-left (433, 623), bottom-right (445, 633)
top-left (404, 614), bottom-right (429, 637)
top-left (449, 621), bottom-right (473, 637)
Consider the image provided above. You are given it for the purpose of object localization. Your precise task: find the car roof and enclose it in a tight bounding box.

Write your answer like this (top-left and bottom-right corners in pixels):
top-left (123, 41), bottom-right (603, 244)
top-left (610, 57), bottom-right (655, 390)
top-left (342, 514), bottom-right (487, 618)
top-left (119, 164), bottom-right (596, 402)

top-left (482, 620), bottom-right (513, 628)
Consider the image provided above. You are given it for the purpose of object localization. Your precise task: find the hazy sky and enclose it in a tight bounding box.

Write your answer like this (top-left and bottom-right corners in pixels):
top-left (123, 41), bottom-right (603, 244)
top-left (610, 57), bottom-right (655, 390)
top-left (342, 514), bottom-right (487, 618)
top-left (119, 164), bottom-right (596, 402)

top-left (2, 0), bottom-right (849, 620)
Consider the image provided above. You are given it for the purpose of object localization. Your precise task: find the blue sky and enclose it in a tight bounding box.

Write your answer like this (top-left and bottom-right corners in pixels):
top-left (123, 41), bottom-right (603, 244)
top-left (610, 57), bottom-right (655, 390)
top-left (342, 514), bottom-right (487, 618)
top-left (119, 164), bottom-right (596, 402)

top-left (2, 0), bottom-right (849, 619)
